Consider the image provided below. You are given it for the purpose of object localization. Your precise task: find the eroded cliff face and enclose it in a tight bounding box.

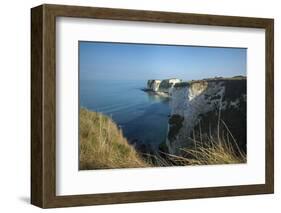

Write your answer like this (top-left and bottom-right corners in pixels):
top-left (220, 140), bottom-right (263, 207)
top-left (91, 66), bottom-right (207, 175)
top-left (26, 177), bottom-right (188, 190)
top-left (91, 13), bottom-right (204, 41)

top-left (147, 80), bottom-right (162, 92)
top-left (147, 79), bottom-right (181, 95)
top-left (166, 79), bottom-right (246, 155)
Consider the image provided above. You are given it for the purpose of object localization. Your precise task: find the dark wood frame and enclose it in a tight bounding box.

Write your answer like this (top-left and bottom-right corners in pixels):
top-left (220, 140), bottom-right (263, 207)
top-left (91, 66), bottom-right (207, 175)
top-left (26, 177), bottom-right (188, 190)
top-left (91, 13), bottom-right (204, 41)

top-left (31, 4), bottom-right (274, 208)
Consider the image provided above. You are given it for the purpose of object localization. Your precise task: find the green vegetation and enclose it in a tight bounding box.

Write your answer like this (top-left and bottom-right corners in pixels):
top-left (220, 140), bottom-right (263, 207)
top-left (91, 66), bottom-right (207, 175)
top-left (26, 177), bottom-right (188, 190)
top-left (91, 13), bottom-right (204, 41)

top-left (168, 114), bottom-right (184, 141)
top-left (79, 108), bottom-right (150, 170)
top-left (173, 81), bottom-right (189, 88)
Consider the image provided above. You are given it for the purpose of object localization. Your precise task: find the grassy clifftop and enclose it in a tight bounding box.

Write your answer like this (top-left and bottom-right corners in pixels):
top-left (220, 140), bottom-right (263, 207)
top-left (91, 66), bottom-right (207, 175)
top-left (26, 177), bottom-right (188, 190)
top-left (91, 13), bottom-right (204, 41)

top-left (79, 108), bottom-right (245, 170)
top-left (79, 108), bottom-right (150, 170)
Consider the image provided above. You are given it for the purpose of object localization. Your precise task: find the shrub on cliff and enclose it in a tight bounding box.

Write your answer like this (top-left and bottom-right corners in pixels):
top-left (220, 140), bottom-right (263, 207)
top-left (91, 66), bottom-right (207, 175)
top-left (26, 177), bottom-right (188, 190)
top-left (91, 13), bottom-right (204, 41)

top-left (79, 108), bottom-right (150, 170)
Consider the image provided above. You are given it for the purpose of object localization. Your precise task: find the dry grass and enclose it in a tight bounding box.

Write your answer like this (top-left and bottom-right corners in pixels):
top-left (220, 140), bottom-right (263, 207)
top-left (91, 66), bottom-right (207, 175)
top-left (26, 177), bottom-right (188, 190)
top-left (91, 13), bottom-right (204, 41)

top-left (79, 108), bottom-right (246, 169)
top-left (165, 120), bottom-right (246, 166)
top-left (79, 108), bottom-right (150, 170)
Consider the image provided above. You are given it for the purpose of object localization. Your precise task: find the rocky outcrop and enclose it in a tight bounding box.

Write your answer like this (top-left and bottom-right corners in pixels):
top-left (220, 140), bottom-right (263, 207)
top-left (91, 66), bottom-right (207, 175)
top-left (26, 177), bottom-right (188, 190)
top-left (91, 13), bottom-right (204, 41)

top-left (166, 78), bottom-right (247, 155)
top-left (147, 78), bottom-right (181, 95)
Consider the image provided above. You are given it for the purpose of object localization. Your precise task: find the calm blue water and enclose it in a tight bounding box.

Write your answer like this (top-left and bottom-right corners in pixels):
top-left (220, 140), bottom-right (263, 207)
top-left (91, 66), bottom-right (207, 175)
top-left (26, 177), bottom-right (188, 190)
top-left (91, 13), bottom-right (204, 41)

top-left (80, 79), bottom-right (170, 149)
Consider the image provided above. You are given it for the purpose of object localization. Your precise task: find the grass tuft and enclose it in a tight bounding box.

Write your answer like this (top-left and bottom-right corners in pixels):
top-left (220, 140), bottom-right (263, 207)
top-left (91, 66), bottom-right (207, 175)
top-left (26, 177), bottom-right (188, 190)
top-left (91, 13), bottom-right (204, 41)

top-left (164, 119), bottom-right (246, 165)
top-left (79, 108), bottom-right (150, 170)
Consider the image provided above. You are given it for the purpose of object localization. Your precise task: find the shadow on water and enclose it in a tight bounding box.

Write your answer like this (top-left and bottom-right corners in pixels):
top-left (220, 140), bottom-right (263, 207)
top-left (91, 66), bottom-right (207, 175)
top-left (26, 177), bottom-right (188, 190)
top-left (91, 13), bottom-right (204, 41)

top-left (145, 91), bottom-right (170, 103)
top-left (120, 90), bottom-right (171, 151)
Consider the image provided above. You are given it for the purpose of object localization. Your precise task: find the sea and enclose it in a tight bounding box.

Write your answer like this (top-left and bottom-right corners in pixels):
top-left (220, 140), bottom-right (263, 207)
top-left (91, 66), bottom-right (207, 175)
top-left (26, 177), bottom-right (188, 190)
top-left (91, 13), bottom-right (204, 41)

top-left (80, 79), bottom-right (170, 150)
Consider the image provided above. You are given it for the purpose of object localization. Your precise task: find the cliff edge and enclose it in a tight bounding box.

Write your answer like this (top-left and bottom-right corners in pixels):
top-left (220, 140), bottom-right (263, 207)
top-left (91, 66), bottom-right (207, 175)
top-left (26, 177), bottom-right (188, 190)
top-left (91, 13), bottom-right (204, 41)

top-left (146, 77), bottom-right (247, 155)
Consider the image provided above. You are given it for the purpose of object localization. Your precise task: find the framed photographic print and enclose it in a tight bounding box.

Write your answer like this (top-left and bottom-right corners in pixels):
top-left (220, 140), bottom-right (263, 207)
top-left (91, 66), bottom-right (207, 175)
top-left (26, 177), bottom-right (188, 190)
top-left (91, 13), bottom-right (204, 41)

top-left (31, 4), bottom-right (274, 208)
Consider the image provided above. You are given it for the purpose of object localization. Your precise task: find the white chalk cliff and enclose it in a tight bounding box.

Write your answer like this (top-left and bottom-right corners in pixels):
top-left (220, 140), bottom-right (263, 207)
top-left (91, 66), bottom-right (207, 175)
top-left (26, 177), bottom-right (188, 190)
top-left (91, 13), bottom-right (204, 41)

top-left (146, 77), bottom-right (247, 155)
top-left (147, 78), bottom-right (182, 95)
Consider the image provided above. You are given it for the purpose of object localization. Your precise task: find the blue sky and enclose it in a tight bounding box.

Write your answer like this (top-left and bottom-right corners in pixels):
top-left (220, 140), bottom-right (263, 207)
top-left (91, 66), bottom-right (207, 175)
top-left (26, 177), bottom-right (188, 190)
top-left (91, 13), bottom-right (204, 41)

top-left (79, 41), bottom-right (246, 81)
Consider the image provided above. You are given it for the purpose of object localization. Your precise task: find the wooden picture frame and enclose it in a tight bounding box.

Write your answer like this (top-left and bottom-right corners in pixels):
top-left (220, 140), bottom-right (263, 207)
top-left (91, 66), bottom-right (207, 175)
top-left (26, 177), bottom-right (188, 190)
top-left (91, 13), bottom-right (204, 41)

top-left (31, 4), bottom-right (274, 208)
